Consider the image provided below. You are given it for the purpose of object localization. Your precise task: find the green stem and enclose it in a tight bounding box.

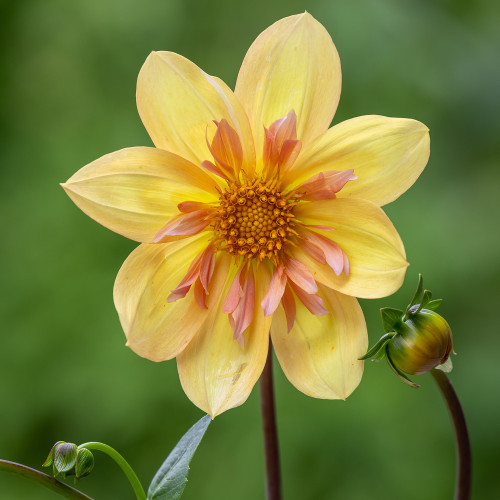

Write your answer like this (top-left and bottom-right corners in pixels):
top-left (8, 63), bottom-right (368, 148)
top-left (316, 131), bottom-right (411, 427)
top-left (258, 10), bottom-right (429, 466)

top-left (430, 369), bottom-right (472, 500)
top-left (0, 459), bottom-right (93, 499)
top-left (78, 442), bottom-right (146, 500)
top-left (259, 345), bottom-right (282, 500)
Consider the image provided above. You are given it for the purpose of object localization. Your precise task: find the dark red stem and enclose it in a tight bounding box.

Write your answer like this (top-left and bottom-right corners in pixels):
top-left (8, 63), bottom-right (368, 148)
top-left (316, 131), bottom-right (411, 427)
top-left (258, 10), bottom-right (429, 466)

top-left (431, 369), bottom-right (472, 500)
top-left (260, 345), bottom-right (282, 500)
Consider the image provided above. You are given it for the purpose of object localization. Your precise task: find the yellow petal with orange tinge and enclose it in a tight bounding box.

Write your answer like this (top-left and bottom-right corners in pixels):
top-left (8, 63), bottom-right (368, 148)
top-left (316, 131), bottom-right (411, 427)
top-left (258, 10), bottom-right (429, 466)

top-left (177, 261), bottom-right (272, 417)
top-left (114, 234), bottom-right (223, 362)
top-left (285, 116), bottom-right (430, 206)
top-left (271, 285), bottom-right (367, 399)
top-left (235, 13), bottom-right (341, 160)
top-left (137, 52), bottom-right (255, 174)
top-left (294, 198), bottom-right (408, 298)
top-left (62, 147), bottom-right (217, 243)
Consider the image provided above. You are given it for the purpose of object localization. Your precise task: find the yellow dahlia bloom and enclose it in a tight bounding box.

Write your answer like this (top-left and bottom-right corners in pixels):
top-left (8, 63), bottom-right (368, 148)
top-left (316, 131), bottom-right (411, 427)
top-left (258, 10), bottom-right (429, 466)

top-left (62, 13), bottom-right (429, 417)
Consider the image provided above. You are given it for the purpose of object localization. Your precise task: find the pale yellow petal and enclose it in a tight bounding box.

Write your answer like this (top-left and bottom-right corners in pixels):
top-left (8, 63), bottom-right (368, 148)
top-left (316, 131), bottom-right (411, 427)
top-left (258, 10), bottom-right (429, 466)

top-left (285, 116), bottom-right (430, 206)
top-left (235, 13), bottom-right (341, 160)
top-left (62, 147), bottom-right (217, 242)
top-left (114, 233), bottom-right (224, 362)
top-left (294, 198), bottom-right (407, 298)
top-left (177, 261), bottom-right (272, 417)
top-left (271, 285), bottom-right (367, 399)
top-left (137, 52), bottom-right (255, 172)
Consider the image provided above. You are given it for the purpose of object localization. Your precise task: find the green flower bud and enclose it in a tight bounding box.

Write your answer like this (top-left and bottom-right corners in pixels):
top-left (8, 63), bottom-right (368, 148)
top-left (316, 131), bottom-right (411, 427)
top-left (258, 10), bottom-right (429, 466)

top-left (360, 274), bottom-right (454, 387)
top-left (43, 441), bottom-right (95, 483)
top-left (387, 309), bottom-right (453, 375)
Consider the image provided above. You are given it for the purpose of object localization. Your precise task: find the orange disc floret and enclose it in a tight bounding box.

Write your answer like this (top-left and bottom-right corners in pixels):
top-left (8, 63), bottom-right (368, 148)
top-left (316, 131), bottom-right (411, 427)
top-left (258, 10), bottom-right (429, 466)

top-left (212, 178), bottom-right (297, 264)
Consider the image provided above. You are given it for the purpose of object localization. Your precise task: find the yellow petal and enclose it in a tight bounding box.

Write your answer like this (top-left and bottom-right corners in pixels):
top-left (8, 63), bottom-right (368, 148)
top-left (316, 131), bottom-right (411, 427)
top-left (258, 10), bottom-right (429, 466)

top-left (271, 285), bottom-right (367, 399)
top-left (294, 198), bottom-right (407, 298)
top-left (177, 261), bottom-right (272, 417)
top-left (235, 13), bottom-right (341, 160)
top-left (137, 51), bottom-right (255, 173)
top-left (114, 233), bottom-right (223, 362)
top-left (62, 147), bottom-right (217, 242)
top-left (285, 116), bottom-right (430, 206)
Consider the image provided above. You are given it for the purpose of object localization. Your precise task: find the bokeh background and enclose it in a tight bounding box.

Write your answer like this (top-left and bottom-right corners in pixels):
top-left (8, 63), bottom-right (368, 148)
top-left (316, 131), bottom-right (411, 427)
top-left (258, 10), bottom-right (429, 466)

top-left (1, 0), bottom-right (499, 498)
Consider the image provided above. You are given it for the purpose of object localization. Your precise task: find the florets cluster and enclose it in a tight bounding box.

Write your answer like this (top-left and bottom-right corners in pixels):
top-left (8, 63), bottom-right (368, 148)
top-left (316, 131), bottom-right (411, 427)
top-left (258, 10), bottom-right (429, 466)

top-left (212, 178), bottom-right (297, 263)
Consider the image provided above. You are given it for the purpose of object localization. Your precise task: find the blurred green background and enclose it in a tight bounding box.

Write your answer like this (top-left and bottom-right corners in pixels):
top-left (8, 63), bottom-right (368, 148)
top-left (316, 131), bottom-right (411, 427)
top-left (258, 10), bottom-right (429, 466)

top-left (1, 0), bottom-right (499, 498)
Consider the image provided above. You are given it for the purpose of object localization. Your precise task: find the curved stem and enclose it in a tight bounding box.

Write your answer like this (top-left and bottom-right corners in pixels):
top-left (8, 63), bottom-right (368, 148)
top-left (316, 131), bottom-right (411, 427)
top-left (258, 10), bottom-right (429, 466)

top-left (0, 459), bottom-right (93, 499)
top-left (78, 442), bottom-right (146, 500)
top-left (259, 345), bottom-right (282, 500)
top-left (431, 369), bottom-right (472, 500)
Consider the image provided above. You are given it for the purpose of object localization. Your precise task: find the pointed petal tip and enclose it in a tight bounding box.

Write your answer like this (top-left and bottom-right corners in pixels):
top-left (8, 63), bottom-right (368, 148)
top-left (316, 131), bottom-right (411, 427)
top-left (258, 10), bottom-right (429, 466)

top-left (261, 308), bottom-right (274, 318)
top-left (297, 11), bottom-right (313, 21)
top-left (60, 182), bottom-right (72, 193)
top-left (416, 121), bottom-right (430, 133)
top-left (407, 119), bottom-right (430, 136)
top-left (148, 50), bottom-right (171, 61)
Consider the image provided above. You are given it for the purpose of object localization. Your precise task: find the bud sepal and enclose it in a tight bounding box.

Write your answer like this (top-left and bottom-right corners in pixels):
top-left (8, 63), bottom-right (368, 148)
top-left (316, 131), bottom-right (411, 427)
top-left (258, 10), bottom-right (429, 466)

top-left (74, 448), bottom-right (94, 483)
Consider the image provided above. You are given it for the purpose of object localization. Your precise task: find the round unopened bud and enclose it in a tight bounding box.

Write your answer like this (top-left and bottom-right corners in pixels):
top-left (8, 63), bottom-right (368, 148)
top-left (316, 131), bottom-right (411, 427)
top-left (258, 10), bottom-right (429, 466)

top-left (387, 309), bottom-right (453, 375)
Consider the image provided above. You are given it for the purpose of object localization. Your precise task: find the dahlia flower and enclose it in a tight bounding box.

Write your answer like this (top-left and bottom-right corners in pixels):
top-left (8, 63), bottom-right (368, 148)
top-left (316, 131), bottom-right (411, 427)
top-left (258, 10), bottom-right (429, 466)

top-left (62, 13), bottom-right (429, 416)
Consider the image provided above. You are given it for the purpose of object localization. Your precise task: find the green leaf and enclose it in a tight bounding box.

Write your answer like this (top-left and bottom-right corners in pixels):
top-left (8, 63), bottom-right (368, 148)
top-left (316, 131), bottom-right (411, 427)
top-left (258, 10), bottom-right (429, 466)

top-left (421, 289), bottom-right (432, 307)
top-left (425, 299), bottom-right (443, 311)
top-left (359, 332), bottom-right (396, 360)
top-left (148, 414), bottom-right (212, 500)
top-left (380, 308), bottom-right (404, 333)
top-left (405, 274), bottom-right (423, 316)
top-left (409, 289), bottom-right (432, 316)
top-left (386, 349), bottom-right (419, 388)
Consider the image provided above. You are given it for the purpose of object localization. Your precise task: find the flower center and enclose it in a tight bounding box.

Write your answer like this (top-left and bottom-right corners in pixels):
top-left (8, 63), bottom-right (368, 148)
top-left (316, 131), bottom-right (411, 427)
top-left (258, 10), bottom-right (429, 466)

top-left (212, 178), bottom-right (297, 263)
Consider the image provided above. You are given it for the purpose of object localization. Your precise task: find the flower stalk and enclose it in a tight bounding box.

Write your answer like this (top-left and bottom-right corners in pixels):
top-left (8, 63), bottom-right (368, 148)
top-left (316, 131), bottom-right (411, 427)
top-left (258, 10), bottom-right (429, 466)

top-left (78, 443), bottom-right (146, 500)
top-left (0, 460), bottom-right (93, 500)
top-left (260, 345), bottom-right (282, 500)
top-left (430, 369), bottom-right (471, 500)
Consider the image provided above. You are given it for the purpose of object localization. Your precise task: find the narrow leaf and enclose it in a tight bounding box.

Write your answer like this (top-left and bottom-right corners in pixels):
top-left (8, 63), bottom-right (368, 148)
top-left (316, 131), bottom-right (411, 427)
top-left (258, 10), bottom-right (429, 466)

top-left (421, 289), bottom-right (432, 306)
top-left (386, 349), bottom-right (419, 388)
top-left (148, 414), bottom-right (212, 500)
top-left (405, 273), bottom-right (423, 316)
top-left (410, 289), bottom-right (432, 316)
top-left (359, 332), bottom-right (395, 360)
top-left (425, 299), bottom-right (443, 311)
top-left (380, 308), bottom-right (403, 333)
top-left (373, 338), bottom-right (393, 360)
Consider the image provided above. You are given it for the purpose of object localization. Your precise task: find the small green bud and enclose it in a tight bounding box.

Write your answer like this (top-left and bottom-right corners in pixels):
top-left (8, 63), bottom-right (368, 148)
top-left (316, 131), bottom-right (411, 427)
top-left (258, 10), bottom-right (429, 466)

top-left (75, 447), bottom-right (94, 481)
top-left (387, 309), bottom-right (453, 375)
top-left (361, 274), bottom-right (453, 387)
top-left (43, 441), bottom-right (95, 483)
